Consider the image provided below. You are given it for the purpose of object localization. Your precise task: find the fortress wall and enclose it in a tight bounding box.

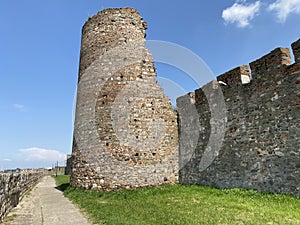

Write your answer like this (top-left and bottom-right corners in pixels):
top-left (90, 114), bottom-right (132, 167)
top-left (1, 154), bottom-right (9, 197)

top-left (71, 8), bottom-right (178, 190)
top-left (177, 39), bottom-right (300, 196)
top-left (71, 7), bottom-right (299, 195)
top-left (0, 170), bottom-right (44, 222)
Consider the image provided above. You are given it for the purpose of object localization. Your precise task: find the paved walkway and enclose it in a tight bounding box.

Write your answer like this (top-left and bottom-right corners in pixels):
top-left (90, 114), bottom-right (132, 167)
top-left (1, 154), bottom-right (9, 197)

top-left (3, 176), bottom-right (91, 225)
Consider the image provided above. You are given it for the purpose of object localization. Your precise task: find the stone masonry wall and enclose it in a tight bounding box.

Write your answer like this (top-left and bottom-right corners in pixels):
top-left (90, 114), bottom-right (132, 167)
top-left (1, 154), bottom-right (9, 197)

top-left (65, 154), bottom-right (73, 175)
top-left (177, 39), bottom-right (300, 196)
top-left (0, 170), bottom-right (44, 222)
top-left (71, 8), bottom-right (178, 190)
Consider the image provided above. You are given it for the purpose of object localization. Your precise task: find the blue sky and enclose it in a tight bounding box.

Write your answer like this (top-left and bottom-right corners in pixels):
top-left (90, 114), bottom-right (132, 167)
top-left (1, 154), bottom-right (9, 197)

top-left (0, 0), bottom-right (299, 169)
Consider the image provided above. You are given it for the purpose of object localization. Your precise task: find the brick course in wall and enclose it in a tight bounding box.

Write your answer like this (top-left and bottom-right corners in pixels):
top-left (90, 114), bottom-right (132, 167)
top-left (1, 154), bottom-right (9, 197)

top-left (71, 8), bottom-right (178, 190)
top-left (177, 39), bottom-right (300, 196)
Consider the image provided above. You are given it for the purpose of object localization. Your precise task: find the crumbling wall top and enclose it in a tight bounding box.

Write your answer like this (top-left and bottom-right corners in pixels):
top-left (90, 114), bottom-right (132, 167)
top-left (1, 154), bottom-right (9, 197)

top-left (249, 47), bottom-right (292, 79)
top-left (217, 65), bottom-right (251, 86)
top-left (292, 38), bottom-right (300, 63)
top-left (78, 7), bottom-right (147, 81)
top-left (214, 39), bottom-right (299, 90)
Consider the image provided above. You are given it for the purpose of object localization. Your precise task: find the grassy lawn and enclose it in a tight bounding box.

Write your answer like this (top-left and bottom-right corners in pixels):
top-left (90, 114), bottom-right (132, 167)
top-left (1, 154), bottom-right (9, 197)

top-left (53, 175), bottom-right (300, 225)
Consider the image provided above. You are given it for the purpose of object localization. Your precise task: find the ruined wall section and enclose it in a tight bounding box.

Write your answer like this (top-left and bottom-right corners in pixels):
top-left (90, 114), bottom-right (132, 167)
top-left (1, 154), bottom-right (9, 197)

top-left (178, 39), bottom-right (300, 196)
top-left (71, 8), bottom-right (178, 190)
top-left (0, 170), bottom-right (44, 222)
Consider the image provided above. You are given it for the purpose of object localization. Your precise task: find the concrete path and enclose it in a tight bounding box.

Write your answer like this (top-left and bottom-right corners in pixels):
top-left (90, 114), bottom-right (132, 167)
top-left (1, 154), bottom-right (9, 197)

top-left (3, 176), bottom-right (91, 225)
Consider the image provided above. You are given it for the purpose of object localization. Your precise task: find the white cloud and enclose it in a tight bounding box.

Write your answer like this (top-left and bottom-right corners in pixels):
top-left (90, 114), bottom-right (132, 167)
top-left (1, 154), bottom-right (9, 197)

top-left (3, 158), bottom-right (12, 162)
top-left (268, 0), bottom-right (300, 22)
top-left (13, 104), bottom-right (27, 112)
top-left (222, 1), bottom-right (261, 28)
top-left (18, 147), bottom-right (66, 164)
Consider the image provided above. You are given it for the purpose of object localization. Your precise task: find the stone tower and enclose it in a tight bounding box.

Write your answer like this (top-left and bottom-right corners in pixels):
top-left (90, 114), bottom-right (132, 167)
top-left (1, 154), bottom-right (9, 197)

top-left (71, 8), bottom-right (178, 190)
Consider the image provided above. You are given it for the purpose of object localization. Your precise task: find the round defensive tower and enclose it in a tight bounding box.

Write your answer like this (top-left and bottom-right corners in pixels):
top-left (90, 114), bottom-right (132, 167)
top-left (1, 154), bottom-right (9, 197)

top-left (71, 8), bottom-right (178, 190)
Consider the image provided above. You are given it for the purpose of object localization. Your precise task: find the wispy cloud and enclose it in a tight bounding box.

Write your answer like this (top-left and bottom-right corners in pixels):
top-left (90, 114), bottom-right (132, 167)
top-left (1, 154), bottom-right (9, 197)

top-left (18, 147), bottom-right (66, 164)
top-left (222, 1), bottom-right (261, 28)
top-left (13, 104), bottom-right (27, 112)
top-left (268, 0), bottom-right (300, 22)
top-left (3, 158), bottom-right (12, 162)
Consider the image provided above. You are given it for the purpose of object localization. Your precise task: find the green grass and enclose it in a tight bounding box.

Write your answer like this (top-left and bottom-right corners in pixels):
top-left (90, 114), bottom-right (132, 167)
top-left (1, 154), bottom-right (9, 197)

top-left (53, 175), bottom-right (300, 225)
top-left (52, 175), bottom-right (70, 191)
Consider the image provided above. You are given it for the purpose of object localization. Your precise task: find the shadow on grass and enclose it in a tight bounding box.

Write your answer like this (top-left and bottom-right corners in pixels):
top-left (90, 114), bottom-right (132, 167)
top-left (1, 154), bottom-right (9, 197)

top-left (55, 183), bottom-right (70, 192)
top-left (52, 175), bottom-right (71, 192)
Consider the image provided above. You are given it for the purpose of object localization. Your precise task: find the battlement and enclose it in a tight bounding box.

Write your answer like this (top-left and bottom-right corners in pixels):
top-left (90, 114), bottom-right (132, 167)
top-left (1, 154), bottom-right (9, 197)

top-left (178, 38), bottom-right (300, 196)
top-left (216, 39), bottom-right (300, 89)
top-left (250, 47), bottom-right (292, 80)
top-left (217, 65), bottom-right (251, 86)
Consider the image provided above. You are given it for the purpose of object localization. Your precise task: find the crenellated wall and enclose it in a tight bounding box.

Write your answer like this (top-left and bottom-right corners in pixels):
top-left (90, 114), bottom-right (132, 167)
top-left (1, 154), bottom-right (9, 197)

top-left (71, 7), bottom-right (299, 195)
top-left (0, 170), bottom-right (44, 222)
top-left (178, 39), bottom-right (300, 196)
